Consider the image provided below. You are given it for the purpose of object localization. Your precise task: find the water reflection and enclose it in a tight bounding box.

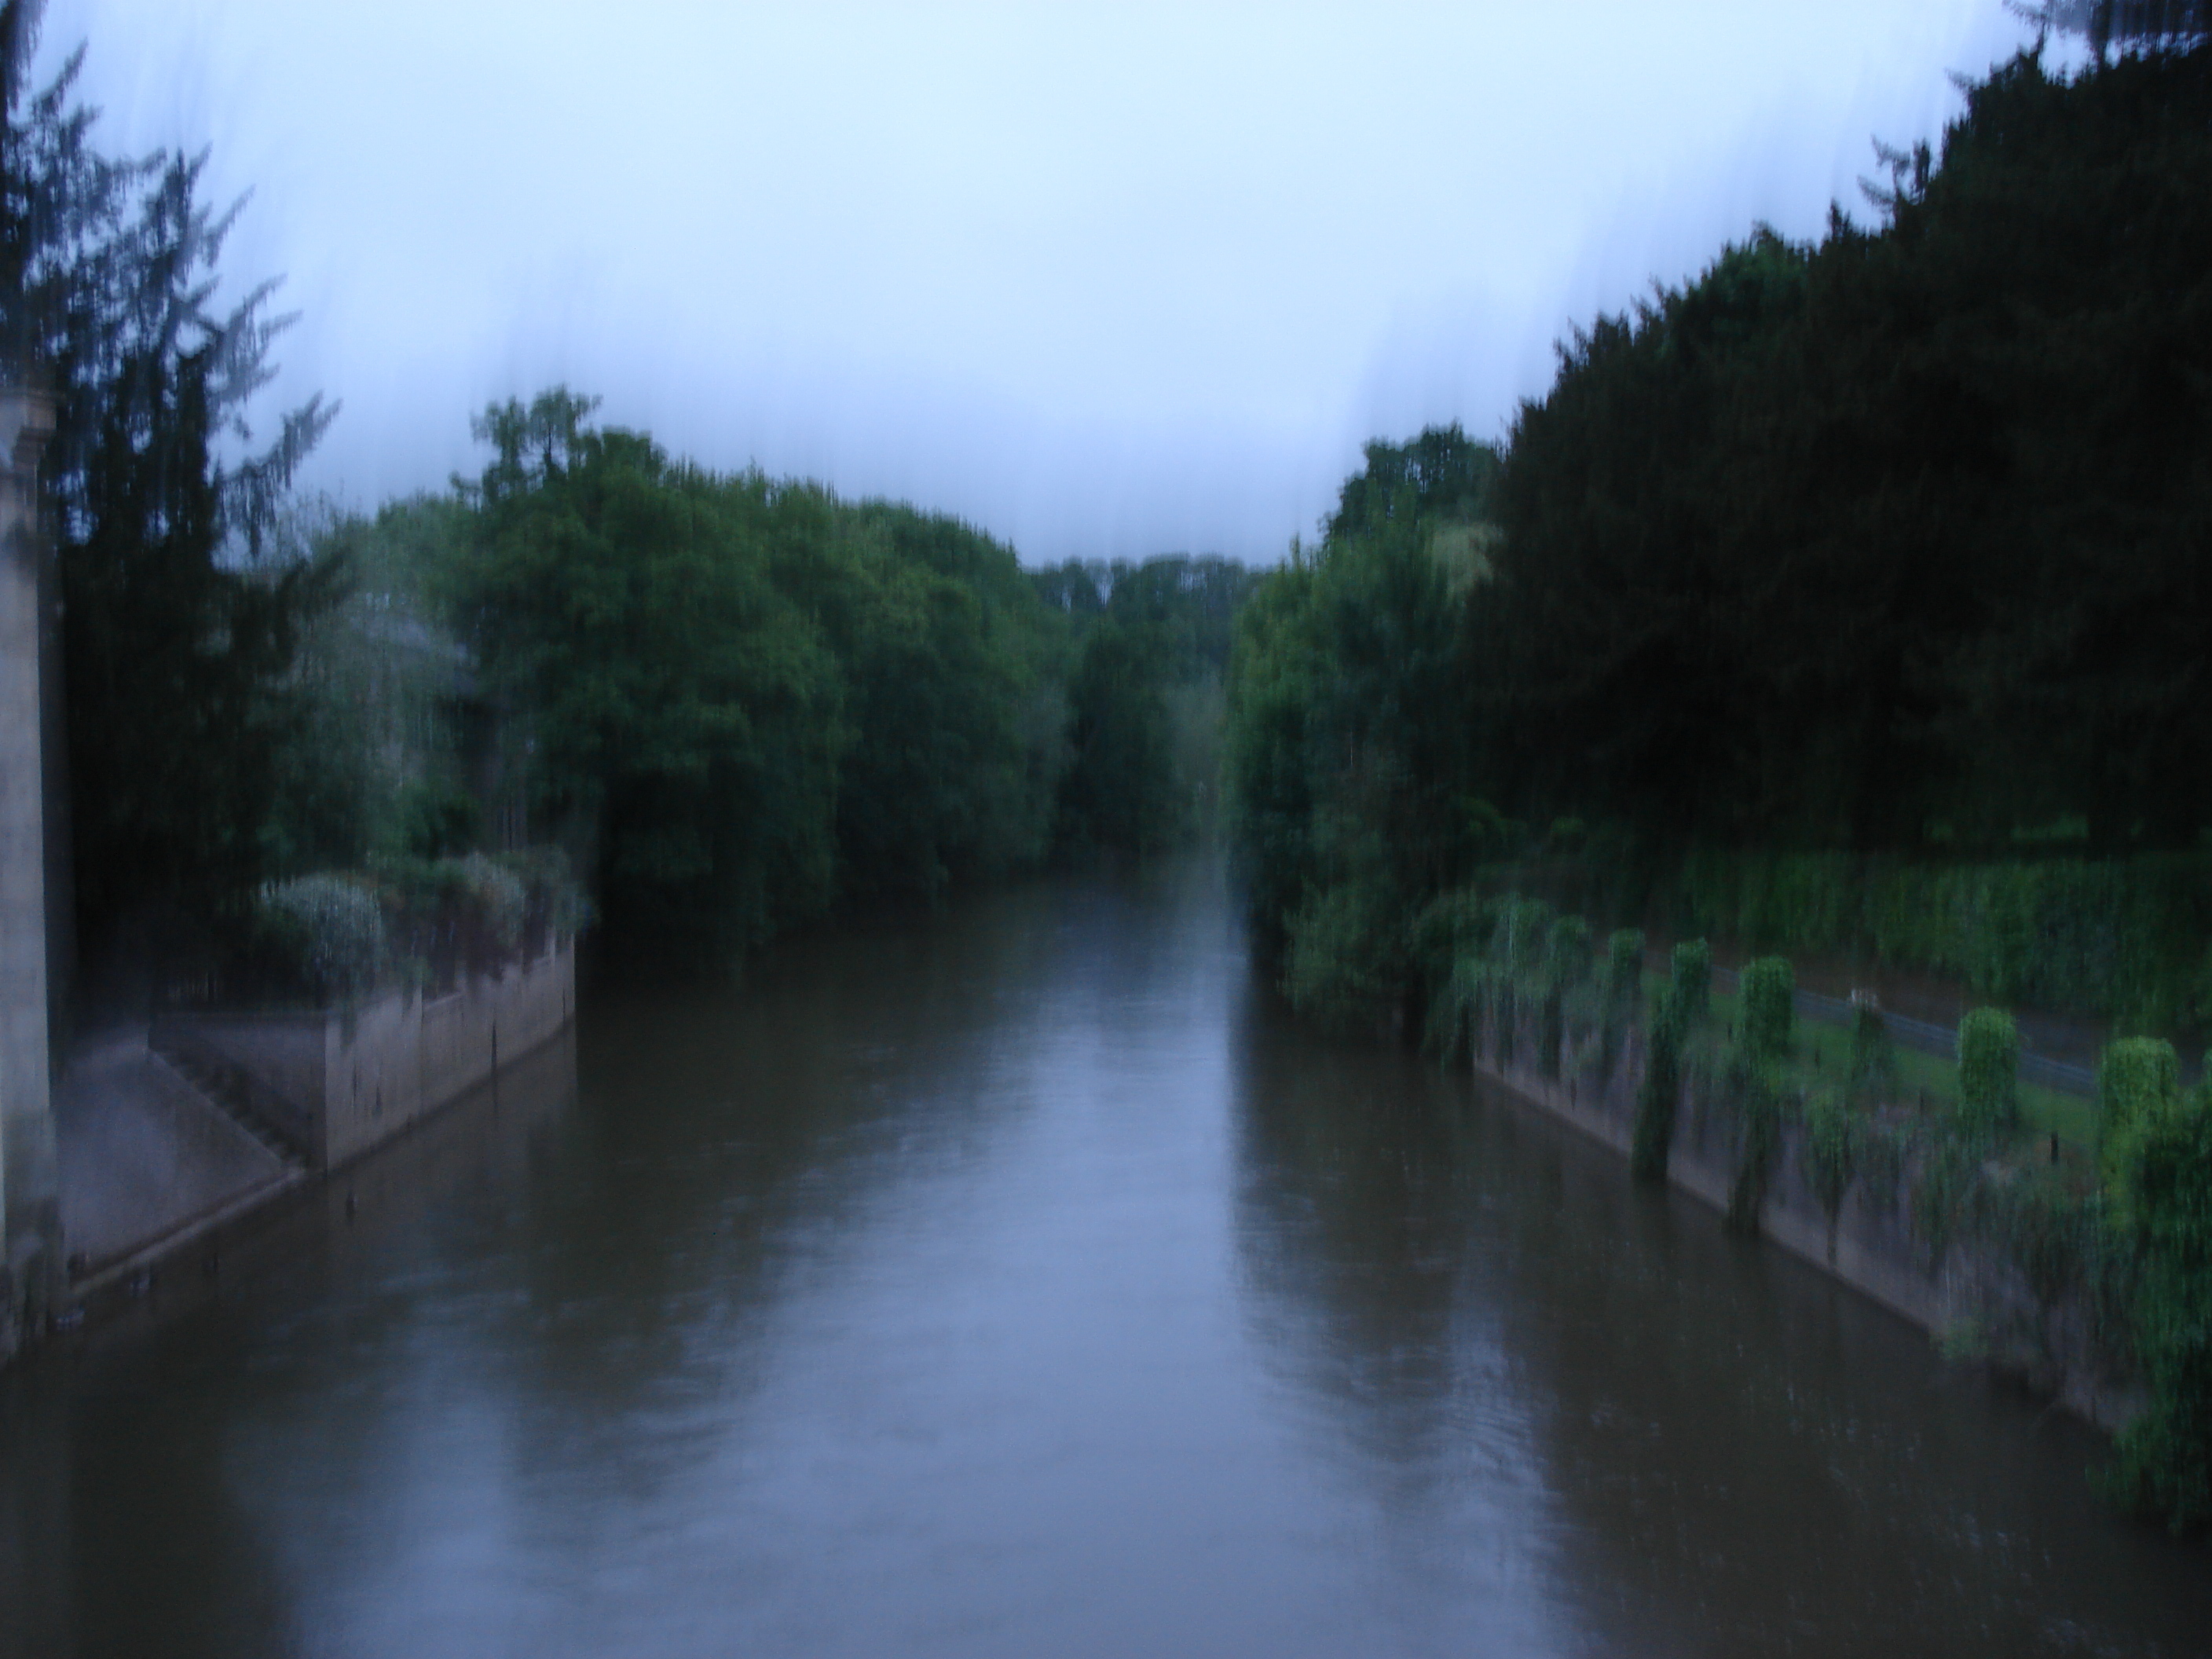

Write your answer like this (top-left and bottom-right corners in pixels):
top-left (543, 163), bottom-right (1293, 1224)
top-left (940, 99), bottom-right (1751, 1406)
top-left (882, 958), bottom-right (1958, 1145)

top-left (1229, 976), bottom-right (2212, 1657)
top-left (1, 864), bottom-right (2207, 1657)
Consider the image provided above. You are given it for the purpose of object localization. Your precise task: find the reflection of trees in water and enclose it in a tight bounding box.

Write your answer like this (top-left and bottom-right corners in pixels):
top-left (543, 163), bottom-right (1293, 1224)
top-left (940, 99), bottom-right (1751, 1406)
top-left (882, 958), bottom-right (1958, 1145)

top-left (494, 884), bottom-right (1068, 1393)
top-left (1227, 982), bottom-right (1605, 1656)
top-left (1230, 985), bottom-right (2212, 1658)
top-left (0, 1316), bottom-right (306, 1657)
top-left (1229, 984), bottom-right (1492, 1466)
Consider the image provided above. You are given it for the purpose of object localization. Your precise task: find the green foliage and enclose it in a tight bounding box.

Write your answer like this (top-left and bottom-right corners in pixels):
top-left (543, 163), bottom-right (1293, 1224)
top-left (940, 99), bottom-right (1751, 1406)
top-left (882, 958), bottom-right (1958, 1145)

top-left (2104, 1088), bottom-right (2212, 1531)
top-left (1210, 49), bottom-right (2212, 1525)
top-left (3, 9), bottom-right (335, 963)
top-left (1598, 928), bottom-right (1644, 1081)
top-left (1956, 1008), bottom-right (2020, 1139)
top-left (1057, 615), bottom-right (1180, 852)
top-left (2025, 1), bottom-right (2210, 55)
top-left (1536, 914), bottom-right (1592, 1079)
top-left (1041, 555), bottom-right (1260, 857)
top-left (1914, 1133), bottom-right (1983, 1261)
top-left (1549, 915), bottom-right (1594, 987)
top-left (1480, 51), bottom-right (2212, 855)
top-left (1800, 1087), bottom-right (1858, 1224)
top-left (1855, 1114), bottom-right (1911, 1215)
top-left (1500, 896), bottom-right (1556, 980)
top-left (258, 496), bottom-right (490, 877)
top-left (391, 781), bottom-right (481, 861)
top-left (255, 876), bottom-right (386, 1002)
top-left (1670, 939), bottom-right (1711, 1027)
top-left (446, 390), bottom-right (1069, 969)
top-left (251, 849), bottom-right (582, 1002)
top-left (1724, 1053), bottom-right (1786, 1234)
top-left (1848, 998), bottom-right (1899, 1105)
top-left (2099, 1037), bottom-right (2183, 1201)
top-left (1605, 929), bottom-right (1644, 1007)
top-left (1225, 427), bottom-right (1503, 1001)
top-left (1674, 849), bottom-right (2212, 1027)
top-left (1739, 955), bottom-right (1794, 1064)
top-left (1986, 1163), bottom-right (2102, 1312)
top-left (1284, 878), bottom-right (1404, 1034)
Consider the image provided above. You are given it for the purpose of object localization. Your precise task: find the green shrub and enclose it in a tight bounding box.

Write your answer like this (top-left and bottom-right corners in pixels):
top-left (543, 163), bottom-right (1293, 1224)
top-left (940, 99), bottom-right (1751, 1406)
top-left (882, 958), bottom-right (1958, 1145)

top-left (1855, 1115), bottom-right (1910, 1214)
top-left (455, 853), bottom-right (527, 951)
top-left (1671, 938), bottom-right (1711, 1027)
top-left (390, 778), bottom-right (482, 859)
top-left (1411, 887), bottom-right (1493, 981)
top-left (1914, 1130), bottom-right (1983, 1259)
top-left (1985, 1163), bottom-right (2098, 1312)
top-left (1675, 849), bottom-right (2212, 1027)
top-left (2099, 1037), bottom-right (2181, 1198)
top-left (1847, 996), bottom-right (1896, 1104)
top-left (1606, 928), bottom-right (1643, 1007)
top-left (1725, 1055), bottom-right (1785, 1234)
top-left (1740, 956), bottom-right (1795, 1064)
top-left (1548, 916), bottom-right (1593, 987)
top-left (257, 874), bottom-right (388, 1000)
top-left (2104, 1090), bottom-right (2212, 1533)
top-left (1284, 882), bottom-right (1403, 1032)
top-left (1499, 895), bottom-right (1555, 982)
top-left (496, 844), bottom-right (594, 935)
top-left (1800, 1087), bottom-right (1857, 1225)
top-left (1956, 1007), bottom-right (2020, 1139)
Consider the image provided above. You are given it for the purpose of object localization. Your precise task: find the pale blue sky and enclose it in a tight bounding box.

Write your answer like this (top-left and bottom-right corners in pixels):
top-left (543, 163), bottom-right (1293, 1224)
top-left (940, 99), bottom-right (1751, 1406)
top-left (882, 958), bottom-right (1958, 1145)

top-left (42, 1), bottom-right (2042, 561)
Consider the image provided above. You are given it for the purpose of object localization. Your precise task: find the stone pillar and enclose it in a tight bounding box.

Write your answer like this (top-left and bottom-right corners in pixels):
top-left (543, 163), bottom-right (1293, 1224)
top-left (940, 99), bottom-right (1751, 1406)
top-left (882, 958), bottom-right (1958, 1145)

top-left (0, 386), bottom-right (57, 1360)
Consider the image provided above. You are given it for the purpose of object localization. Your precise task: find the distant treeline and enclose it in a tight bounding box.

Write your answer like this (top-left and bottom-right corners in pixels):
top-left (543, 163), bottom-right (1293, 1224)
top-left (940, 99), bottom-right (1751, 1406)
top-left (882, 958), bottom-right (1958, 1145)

top-left (1229, 44), bottom-right (2212, 1033)
top-left (3, 0), bottom-right (1254, 989)
top-left (236, 395), bottom-right (1262, 978)
top-left (279, 391), bottom-right (1256, 968)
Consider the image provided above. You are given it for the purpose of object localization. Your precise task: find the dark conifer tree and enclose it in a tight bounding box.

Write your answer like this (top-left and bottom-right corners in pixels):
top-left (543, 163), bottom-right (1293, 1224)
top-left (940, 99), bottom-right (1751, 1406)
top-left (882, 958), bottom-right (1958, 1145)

top-left (2, 0), bottom-right (335, 980)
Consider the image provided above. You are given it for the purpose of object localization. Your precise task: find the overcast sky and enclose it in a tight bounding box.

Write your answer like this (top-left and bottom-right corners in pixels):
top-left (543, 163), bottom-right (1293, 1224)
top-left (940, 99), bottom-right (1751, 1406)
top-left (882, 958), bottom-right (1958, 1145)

top-left (38, 1), bottom-right (2040, 563)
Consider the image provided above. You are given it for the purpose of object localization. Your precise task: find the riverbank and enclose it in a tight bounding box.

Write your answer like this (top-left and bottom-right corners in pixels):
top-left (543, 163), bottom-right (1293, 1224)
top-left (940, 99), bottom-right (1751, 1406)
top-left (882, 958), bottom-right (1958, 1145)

top-left (1465, 1019), bottom-right (2136, 1432)
top-left (13, 863), bottom-right (2207, 1655)
top-left (38, 937), bottom-right (575, 1347)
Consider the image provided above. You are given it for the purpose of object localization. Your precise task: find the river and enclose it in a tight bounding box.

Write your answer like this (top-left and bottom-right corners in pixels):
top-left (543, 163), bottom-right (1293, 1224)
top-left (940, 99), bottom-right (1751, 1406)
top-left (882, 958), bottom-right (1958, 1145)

top-left (2, 859), bottom-right (2207, 1657)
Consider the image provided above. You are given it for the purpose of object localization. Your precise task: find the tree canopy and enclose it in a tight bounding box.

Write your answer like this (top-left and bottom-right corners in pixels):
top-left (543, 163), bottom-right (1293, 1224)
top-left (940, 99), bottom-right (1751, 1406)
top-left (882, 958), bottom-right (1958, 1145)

top-left (1229, 43), bottom-right (2212, 1022)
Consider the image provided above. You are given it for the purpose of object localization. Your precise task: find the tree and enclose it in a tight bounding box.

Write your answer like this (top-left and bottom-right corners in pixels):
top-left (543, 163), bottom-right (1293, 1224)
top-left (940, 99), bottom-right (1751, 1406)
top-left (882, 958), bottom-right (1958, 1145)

top-left (2, 0), bottom-right (335, 976)
top-left (2022, 2), bottom-right (2210, 59)
top-left (450, 391), bottom-right (845, 965)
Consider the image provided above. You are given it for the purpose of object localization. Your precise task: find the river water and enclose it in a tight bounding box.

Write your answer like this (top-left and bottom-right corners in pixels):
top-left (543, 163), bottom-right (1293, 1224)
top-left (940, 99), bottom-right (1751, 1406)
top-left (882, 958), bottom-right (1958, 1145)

top-left (2, 859), bottom-right (2207, 1657)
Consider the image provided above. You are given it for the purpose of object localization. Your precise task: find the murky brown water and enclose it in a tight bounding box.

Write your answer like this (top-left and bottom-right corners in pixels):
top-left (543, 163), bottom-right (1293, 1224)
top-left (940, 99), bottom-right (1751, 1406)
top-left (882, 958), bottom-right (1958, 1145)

top-left (2, 859), bottom-right (2207, 1657)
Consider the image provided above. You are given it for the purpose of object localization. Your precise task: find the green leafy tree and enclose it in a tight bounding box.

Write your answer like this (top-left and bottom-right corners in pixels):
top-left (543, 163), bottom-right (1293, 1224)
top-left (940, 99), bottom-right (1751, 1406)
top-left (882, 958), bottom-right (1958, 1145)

top-left (450, 391), bottom-right (844, 965)
top-left (1956, 1008), bottom-right (2020, 1138)
top-left (2103, 1082), bottom-right (2212, 1529)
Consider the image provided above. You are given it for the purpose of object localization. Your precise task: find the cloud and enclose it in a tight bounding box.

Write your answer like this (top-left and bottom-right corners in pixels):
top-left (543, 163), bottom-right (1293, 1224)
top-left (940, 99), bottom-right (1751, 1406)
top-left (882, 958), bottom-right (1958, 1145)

top-left (36, 0), bottom-right (2031, 562)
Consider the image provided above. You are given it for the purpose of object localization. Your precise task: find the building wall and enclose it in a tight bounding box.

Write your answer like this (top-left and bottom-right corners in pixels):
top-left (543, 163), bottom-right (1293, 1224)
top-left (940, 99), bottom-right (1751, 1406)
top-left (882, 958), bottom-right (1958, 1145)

top-left (0, 388), bottom-right (57, 1361)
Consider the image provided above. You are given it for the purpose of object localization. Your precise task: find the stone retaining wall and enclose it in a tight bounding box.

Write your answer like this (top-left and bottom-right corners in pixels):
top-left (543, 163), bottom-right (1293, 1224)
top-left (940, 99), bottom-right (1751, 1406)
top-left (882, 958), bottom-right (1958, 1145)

top-left (157, 936), bottom-right (574, 1171)
top-left (1469, 1013), bottom-right (2137, 1432)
